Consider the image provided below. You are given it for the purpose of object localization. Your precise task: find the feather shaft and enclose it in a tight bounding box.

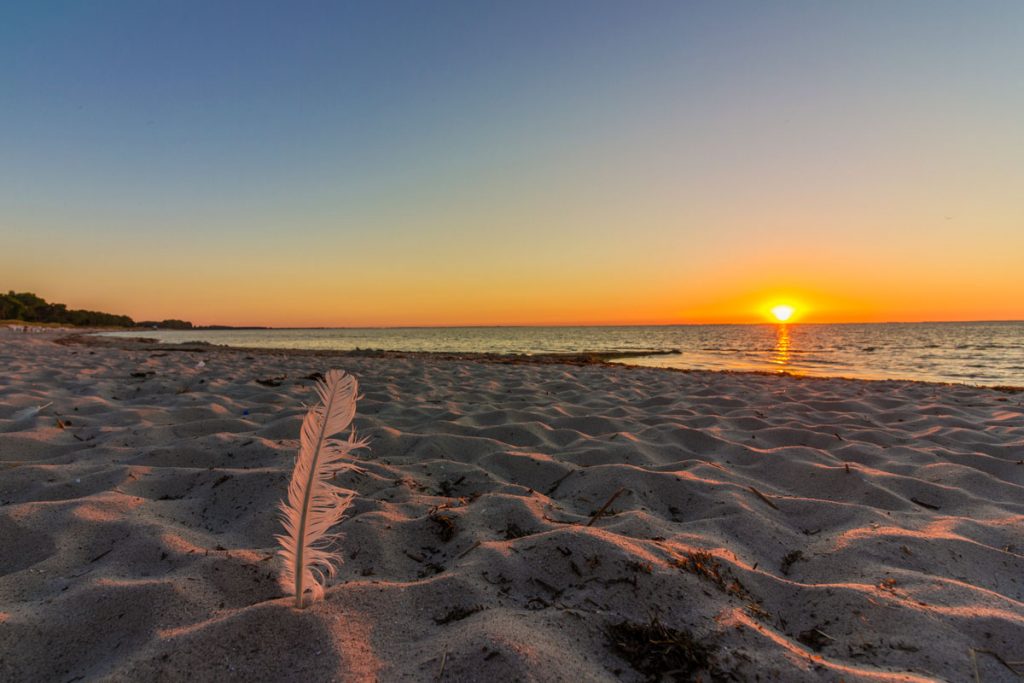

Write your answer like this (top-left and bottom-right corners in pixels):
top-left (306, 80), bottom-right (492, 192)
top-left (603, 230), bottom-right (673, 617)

top-left (294, 374), bottom-right (342, 605)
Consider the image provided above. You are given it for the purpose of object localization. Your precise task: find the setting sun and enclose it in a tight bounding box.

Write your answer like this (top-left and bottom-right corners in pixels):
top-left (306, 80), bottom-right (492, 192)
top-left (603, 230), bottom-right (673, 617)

top-left (771, 305), bottom-right (795, 322)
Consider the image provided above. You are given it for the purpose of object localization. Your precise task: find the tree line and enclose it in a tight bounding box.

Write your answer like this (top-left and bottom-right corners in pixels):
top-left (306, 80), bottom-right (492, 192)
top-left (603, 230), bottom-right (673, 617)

top-left (1, 291), bottom-right (192, 329)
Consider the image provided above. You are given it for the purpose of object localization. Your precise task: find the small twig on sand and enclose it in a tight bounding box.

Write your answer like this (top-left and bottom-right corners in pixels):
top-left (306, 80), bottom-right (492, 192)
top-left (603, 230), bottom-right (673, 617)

top-left (435, 647), bottom-right (448, 682)
top-left (542, 513), bottom-right (578, 525)
top-left (546, 469), bottom-right (576, 495)
top-left (89, 547), bottom-right (113, 564)
top-left (587, 488), bottom-right (627, 527)
top-left (457, 540), bottom-right (481, 559)
top-left (748, 486), bottom-right (779, 510)
top-left (972, 647), bottom-right (1024, 678)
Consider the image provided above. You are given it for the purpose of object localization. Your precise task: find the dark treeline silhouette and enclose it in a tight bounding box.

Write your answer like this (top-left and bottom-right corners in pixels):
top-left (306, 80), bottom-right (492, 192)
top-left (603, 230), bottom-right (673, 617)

top-left (1, 291), bottom-right (192, 329)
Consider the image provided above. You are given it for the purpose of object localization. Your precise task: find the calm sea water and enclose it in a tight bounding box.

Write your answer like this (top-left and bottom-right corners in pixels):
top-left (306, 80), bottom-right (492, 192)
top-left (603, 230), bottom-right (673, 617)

top-left (102, 322), bottom-right (1024, 387)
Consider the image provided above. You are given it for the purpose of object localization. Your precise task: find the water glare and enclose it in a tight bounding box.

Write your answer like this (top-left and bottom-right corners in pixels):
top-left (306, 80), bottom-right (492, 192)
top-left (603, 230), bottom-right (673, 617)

top-left (772, 324), bottom-right (792, 369)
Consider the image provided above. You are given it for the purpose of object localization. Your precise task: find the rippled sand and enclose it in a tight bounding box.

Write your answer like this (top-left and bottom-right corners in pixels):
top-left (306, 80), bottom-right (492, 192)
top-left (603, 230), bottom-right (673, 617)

top-left (1, 330), bottom-right (1022, 681)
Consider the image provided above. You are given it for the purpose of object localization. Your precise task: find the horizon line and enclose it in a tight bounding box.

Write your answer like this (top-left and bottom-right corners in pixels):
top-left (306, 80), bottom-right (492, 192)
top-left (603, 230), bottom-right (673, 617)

top-left (154, 318), bottom-right (1024, 330)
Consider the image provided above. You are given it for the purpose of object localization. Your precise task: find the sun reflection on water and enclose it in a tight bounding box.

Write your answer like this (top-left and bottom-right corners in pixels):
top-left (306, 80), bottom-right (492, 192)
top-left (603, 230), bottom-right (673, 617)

top-left (772, 324), bottom-right (791, 368)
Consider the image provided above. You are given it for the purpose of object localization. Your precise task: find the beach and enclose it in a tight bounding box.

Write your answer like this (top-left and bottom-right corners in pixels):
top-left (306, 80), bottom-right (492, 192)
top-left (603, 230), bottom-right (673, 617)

top-left (1, 330), bottom-right (1022, 682)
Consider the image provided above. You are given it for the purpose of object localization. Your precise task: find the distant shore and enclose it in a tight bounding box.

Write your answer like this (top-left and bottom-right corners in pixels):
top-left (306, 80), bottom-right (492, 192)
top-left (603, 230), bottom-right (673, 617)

top-left (63, 331), bottom-right (681, 365)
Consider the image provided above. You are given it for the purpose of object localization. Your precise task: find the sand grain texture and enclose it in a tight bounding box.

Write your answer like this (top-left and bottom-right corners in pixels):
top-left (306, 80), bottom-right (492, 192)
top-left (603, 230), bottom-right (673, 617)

top-left (1, 331), bottom-right (1022, 681)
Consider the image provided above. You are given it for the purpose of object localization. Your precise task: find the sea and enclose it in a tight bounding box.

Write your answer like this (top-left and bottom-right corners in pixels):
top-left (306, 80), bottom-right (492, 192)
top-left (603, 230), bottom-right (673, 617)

top-left (102, 322), bottom-right (1024, 388)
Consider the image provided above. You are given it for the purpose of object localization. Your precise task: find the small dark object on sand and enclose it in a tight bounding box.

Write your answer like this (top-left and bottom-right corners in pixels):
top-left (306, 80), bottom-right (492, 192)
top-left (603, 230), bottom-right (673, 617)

top-left (211, 474), bottom-right (232, 488)
top-left (797, 627), bottom-right (834, 652)
top-left (429, 513), bottom-right (456, 542)
top-left (780, 550), bottom-right (805, 576)
top-left (503, 522), bottom-right (530, 539)
top-left (434, 605), bottom-right (483, 625)
top-left (607, 617), bottom-right (713, 681)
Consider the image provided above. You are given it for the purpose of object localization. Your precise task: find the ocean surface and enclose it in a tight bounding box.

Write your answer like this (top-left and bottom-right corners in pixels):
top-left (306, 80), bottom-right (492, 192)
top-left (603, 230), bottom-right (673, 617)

top-left (102, 322), bottom-right (1024, 387)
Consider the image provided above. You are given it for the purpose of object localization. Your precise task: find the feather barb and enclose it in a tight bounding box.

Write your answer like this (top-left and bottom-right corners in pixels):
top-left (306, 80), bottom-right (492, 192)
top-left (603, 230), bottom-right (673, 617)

top-left (275, 369), bottom-right (366, 608)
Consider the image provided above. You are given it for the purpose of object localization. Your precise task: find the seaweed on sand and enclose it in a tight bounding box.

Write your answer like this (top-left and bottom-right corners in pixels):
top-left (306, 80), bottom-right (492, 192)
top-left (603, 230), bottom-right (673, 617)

top-left (607, 617), bottom-right (715, 682)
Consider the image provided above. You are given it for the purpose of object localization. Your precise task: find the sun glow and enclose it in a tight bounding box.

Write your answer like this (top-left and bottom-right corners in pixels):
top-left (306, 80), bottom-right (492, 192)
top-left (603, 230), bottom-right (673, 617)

top-left (771, 304), bottom-right (795, 322)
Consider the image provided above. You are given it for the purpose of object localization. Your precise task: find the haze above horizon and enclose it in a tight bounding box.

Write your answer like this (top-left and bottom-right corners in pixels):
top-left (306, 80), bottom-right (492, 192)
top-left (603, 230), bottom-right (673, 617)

top-left (3, 2), bottom-right (1022, 327)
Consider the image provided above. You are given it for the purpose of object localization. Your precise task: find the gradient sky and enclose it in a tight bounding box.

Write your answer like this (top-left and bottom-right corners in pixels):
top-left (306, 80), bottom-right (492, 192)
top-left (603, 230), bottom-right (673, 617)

top-left (3, 1), bottom-right (1022, 326)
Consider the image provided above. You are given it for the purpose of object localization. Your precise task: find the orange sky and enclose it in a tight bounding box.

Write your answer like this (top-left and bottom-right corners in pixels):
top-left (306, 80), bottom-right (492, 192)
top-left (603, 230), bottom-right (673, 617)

top-left (9, 231), bottom-right (1021, 326)
top-left (7, 167), bottom-right (1022, 326)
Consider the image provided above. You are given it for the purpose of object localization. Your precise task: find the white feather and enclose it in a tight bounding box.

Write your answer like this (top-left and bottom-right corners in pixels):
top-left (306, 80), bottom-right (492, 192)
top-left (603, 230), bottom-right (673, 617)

top-left (275, 370), bottom-right (366, 608)
top-left (0, 402), bottom-right (52, 433)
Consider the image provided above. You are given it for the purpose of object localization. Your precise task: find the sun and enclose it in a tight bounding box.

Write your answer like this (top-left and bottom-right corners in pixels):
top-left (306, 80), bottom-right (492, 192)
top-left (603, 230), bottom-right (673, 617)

top-left (771, 304), bottom-right (795, 322)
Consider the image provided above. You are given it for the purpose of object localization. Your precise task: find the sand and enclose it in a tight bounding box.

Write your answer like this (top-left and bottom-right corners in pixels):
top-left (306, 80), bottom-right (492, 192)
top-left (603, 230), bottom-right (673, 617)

top-left (1, 329), bottom-right (1022, 682)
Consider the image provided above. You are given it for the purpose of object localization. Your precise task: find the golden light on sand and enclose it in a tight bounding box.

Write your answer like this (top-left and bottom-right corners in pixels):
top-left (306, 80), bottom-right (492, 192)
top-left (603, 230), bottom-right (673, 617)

top-left (771, 304), bottom-right (795, 322)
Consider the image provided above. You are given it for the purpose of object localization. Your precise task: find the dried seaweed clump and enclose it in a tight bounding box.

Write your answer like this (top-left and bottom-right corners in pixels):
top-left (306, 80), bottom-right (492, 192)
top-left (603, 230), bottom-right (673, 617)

top-left (607, 617), bottom-right (714, 682)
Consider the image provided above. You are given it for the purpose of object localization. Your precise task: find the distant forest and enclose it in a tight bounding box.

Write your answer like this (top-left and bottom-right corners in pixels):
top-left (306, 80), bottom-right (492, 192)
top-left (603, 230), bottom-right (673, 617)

top-left (1, 291), bottom-right (193, 329)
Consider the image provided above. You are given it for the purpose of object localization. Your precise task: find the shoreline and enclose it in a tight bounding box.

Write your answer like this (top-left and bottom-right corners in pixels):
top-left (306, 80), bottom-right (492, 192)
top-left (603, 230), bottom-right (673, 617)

top-left (66, 331), bottom-right (1024, 394)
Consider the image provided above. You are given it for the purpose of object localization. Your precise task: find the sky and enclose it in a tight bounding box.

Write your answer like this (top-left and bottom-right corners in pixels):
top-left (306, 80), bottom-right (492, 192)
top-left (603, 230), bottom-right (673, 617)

top-left (2, 1), bottom-right (1022, 326)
